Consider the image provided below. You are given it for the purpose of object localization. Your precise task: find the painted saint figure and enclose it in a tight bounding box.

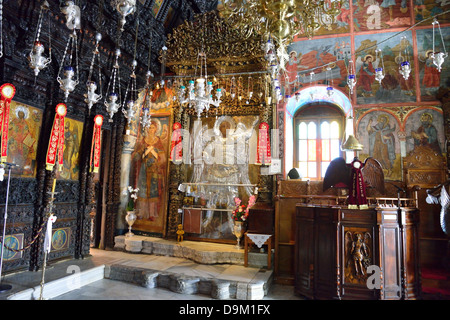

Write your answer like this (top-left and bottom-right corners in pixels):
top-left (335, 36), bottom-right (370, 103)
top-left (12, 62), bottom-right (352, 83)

top-left (411, 112), bottom-right (441, 154)
top-left (132, 119), bottom-right (167, 220)
top-left (359, 55), bottom-right (376, 97)
top-left (422, 50), bottom-right (441, 96)
top-left (8, 106), bottom-right (36, 175)
top-left (367, 114), bottom-right (396, 177)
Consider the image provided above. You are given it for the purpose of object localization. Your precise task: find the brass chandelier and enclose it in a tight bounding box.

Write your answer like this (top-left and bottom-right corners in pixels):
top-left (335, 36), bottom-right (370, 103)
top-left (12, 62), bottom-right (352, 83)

top-left (218, 0), bottom-right (342, 44)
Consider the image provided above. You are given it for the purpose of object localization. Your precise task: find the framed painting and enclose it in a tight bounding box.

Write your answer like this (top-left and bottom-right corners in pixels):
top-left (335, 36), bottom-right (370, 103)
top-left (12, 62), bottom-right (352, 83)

top-left (56, 117), bottom-right (83, 180)
top-left (0, 234), bottom-right (24, 261)
top-left (416, 27), bottom-right (450, 101)
top-left (352, 0), bottom-right (412, 32)
top-left (51, 228), bottom-right (70, 251)
top-left (356, 110), bottom-right (402, 180)
top-left (7, 101), bottom-right (43, 177)
top-left (284, 36), bottom-right (351, 96)
top-left (151, 0), bottom-right (164, 18)
top-left (404, 108), bottom-right (445, 156)
top-left (354, 31), bottom-right (416, 105)
top-left (129, 113), bottom-right (171, 235)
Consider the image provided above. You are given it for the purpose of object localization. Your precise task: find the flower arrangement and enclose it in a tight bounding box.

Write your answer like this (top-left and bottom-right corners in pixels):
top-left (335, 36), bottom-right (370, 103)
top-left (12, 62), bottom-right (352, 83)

top-left (126, 186), bottom-right (139, 211)
top-left (231, 195), bottom-right (256, 222)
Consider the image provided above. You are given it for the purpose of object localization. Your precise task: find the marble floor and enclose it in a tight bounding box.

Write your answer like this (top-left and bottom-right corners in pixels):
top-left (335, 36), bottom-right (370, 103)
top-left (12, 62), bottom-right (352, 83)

top-left (0, 247), bottom-right (302, 301)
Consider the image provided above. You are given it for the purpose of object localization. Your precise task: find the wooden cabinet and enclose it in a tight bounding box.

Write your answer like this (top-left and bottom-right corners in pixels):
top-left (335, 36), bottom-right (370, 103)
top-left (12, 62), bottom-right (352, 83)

top-left (295, 205), bottom-right (421, 300)
top-left (247, 202), bottom-right (274, 234)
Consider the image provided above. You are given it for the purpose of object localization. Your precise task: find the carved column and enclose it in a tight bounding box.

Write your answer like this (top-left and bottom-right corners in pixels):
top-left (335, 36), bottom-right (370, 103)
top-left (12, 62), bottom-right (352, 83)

top-left (437, 86), bottom-right (450, 174)
top-left (29, 85), bottom-right (58, 271)
top-left (104, 113), bottom-right (125, 249)
top-left (75, 111), bottom-right (95, 259)
top-left (167, 103), bottom-right (185, 238)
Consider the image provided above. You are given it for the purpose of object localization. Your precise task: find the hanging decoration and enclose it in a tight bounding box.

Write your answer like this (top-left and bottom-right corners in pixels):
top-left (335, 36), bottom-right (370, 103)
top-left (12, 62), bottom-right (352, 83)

top-left (374, 49), bottom-right (385, 84)
top-left (0, 83), bottom-right (15, 162)
top-left (176, 50), bottom-right (223, 118)
top-left (104, 49), bottom-right (122, 122)
top-left (169, 122), bottom-right (183, 164)
top-left (122, 60), bottom-right (138, 127)
top-left (28, 1), bottom-right (52, 78)
top-left (111, 0), bottom-right (136, 32)
top-left (56, 31), bottom-right (80, 101)
top-left (326, 67), bottom-right (334, 97)
top-left (219, 0), bottom-right (342, 70)
top-left (85, 33), bottom-right (103, 112)
top-left (140, 32), bottom-right (153, 130)
top-left (398, 36), bottom-right (411, 81)
top-left (57, 1), bottom-right (81, 101)
top-left (256, 122), bottom-right (271, 165)
top-left (90, 115), bottom-right (103, 173)
top-left (60, 1), bottom-right (81, 30)
top-left (431, 18), bottom-right (448, 72)
top-left (46, 103), bottom-right (67, 172)
top-left (246, 76), bottom-right (253, 104)
top-left (123, 19), bottom-right (139, 127)
top-left (175, 14), bottom-right (222, 118)
top-left (347, 60), bottom-right (357, 94)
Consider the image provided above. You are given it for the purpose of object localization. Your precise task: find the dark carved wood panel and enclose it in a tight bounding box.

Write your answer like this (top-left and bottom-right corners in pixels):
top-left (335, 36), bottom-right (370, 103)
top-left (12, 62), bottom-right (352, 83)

top-left (295, 205), bottom-right (421, 300)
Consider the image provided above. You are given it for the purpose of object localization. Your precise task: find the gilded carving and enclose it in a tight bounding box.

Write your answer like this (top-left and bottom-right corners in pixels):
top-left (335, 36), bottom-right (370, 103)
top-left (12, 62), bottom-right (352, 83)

top-left (165, 11), bottom-right (266, 76)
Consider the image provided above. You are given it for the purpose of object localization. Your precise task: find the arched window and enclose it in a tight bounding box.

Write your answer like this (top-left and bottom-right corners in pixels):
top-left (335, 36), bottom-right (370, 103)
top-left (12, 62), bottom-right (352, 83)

top-left (294, 103), bottom-right (345, 180)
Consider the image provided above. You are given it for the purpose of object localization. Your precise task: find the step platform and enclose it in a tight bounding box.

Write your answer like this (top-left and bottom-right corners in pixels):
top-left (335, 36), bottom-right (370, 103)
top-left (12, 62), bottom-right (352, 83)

top-left (112, 235), bottom-right (274, 300)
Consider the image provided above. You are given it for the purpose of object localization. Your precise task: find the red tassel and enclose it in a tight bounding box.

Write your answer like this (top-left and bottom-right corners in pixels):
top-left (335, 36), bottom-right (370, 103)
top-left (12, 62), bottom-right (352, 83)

top-left (0, 84), bottom-right (16, 162)
top-left (170, 122), bottom-right (182, 163)
top-left (46, 103), bottom-right (67, 171)
top-left (90, 115), bottom-right (103, 173)
top-left (256, 122), bottom-right (271, 165)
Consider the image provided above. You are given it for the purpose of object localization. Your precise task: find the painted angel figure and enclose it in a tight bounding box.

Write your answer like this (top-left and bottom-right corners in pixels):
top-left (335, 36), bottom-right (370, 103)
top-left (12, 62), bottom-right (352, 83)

top-left (189, 115), bottom-right (258, 233)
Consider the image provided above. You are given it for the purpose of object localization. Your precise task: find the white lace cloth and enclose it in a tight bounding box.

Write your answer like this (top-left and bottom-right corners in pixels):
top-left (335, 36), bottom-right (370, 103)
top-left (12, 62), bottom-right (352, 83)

top-left (247, 233), bottom-right (272, 248)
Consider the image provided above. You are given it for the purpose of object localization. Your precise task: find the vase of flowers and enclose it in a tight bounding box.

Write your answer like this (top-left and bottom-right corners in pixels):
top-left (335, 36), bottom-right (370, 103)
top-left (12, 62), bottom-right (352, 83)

top-left (125, 186), bottom-right (139, 237)
top-left (231, 195), bottom-right (256, 248)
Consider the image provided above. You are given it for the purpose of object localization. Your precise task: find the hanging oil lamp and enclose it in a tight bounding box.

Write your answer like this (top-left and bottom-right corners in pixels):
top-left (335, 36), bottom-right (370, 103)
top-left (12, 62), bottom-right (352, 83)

top-left (60, 0), bottom-right (81, 30)
top-left (104, 49), bottom-right (122, 122)
top-left (105, 92), bottom-right (120, 121)
top-left (347, 60), bottom-right (356, 94)
top-left (85, 33), bottom-right (103, 111)
top-left (374, 49), bottom-right (385, 84)
top-left (326, 67), bottom-right (334, 97)
top-left (28, 1), bottom-right (52, 78)
top-left (122, 60), bottom-right (138, 126)
top-left (431, 18), bottom-right (448, 72)
top-left (112, 0), bottom-right (136, 32)
top-left (57, 29), bottom-right (79, 101)
top-left (58, 65), bottom-right (78, 101)
top-left (397, 36), bottom-right (411, 80)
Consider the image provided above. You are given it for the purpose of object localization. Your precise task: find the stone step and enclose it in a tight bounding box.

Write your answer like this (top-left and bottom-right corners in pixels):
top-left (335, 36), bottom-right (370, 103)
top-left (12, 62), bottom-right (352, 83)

top-left (114, 235), bottom-right (273, 269)
top-left (7, 265), bottom-right (106, 300)
top-left (106, 264), bottom-right (270, 300)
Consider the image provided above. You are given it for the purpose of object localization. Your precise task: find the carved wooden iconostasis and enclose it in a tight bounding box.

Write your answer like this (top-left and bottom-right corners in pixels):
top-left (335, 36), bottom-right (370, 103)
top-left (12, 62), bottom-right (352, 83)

top-left (0, 0), bottom-right (212, 274)
top-left (157, 11), bottom-right (274, 243)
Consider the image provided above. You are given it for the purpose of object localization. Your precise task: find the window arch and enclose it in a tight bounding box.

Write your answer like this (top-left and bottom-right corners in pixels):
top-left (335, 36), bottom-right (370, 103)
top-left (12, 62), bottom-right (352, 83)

top-left (294, 103), bottom-right (345, 180)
